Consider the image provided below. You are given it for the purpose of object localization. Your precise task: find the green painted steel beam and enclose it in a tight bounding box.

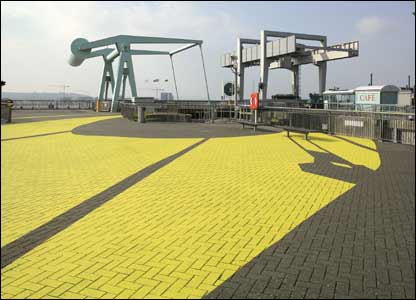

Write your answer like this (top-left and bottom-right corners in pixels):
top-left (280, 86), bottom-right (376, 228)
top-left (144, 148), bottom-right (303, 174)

top-left (129, 50), bottom-right (170, 55)
top-left (79, 35), bottom-right (202, 51)
top-left (69, 35), bottom-right (209, 112)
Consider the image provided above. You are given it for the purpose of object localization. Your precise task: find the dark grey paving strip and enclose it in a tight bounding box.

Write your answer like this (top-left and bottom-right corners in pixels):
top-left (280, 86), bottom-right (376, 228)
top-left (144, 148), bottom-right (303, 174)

top-left (1, 131), bottom-right (71, 141)
top-left (72, 117), bottom-right (281, 139)
top-left (205, 142), bottom-right (415, 299)
top-left (1, 138), bottom-right (208, 269)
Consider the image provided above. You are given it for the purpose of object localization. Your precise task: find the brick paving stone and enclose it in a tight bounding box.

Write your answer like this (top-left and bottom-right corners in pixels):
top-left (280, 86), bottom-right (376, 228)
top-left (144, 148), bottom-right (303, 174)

top-left (1, 119), bottom-right (414, 300)
top-left (205, 141), bottom-right (415, 299)
top-left (1, 116), bottom-right (200, 248)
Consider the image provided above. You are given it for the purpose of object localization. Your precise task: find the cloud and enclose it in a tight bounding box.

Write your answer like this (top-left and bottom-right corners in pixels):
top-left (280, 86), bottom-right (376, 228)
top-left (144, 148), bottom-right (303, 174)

top-left (356, 16), bottom-right (385, 35)
top-left (1, 2), bottom-right (246, 98)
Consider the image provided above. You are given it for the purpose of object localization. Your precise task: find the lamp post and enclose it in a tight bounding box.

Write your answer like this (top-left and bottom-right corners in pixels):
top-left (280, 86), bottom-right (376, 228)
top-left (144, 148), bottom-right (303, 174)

top-left (49, 84), bottom-right (70, 101)
top-left (152, 79), bottom-right (170, 99)
top-left (230, 55), bottom-right (239, 106)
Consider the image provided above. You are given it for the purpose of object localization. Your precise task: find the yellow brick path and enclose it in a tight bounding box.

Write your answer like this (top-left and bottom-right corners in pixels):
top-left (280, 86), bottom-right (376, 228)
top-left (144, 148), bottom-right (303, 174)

top-left (1, 116), bottom-right (119, 140)
top-left (1, 130), bottom-right (380, 299)
top-left (1, 117), bottom-right (201, 246)
top-left (13, 114), bottom-right (98, 120)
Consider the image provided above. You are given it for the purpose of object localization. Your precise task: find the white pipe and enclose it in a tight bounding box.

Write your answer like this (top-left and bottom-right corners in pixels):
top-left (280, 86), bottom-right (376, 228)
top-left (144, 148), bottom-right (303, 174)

top-left (169, 43), bottom-right (199, 56)
top-left (106, 49), bottom-right (120, 61)
top-left (199, 45), bottom-right (210, 102)
top-left (170, 56), bottom-right (179, 100)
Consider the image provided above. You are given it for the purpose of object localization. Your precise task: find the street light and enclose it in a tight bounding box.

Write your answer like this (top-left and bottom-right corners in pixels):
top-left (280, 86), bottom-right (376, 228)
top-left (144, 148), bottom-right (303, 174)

top-left (230, 55), bottom-right (239, 105)
top-left (152, 78), bottom-right (169, 99)
top-left (71, 90), bottom-right (91, 96)
top-left (49, 84), bottom-right (70, 101)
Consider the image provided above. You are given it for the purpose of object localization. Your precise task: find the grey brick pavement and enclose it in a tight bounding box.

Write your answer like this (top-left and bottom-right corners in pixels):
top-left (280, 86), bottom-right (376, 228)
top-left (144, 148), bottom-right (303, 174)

top-left (205, 141), bottom-right (415, 299)
top-left (72, 117), bottom-right (280, 138)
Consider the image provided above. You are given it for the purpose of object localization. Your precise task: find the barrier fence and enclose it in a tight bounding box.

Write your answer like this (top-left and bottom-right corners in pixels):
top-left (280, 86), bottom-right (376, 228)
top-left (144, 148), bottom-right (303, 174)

top-left (325, 102), bottom-right (415, 113)
top-left (10, 100), bottom-right (94, 110)
top-left (261, 106), bottom-right (415, 145)
top-left (120, 101), bottom-right (236, 122)
top-left (120, 101), bottom-right (415, 145)
top-left (1, 101), bottom-right (12, 123)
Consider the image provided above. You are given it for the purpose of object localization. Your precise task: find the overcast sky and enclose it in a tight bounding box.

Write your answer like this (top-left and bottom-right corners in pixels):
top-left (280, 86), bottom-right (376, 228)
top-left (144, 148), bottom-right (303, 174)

top-left (1, 1), bottom-right (415, 99)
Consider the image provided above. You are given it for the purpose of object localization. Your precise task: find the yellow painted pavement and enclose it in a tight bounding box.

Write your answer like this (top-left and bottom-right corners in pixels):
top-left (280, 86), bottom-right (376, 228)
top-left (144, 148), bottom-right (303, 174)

top-left (1, 116), bottom-right (120, 140)
top-left (13, 115), bottom-right (98, 120)
top-left (334, 135), bottom-right (378, 150)
top-left (1, 132), bottom-right (380, 299)
top-left (309, 135), bottom-right (380, 170)
top-left (1, 117), bottom-right (201, 246)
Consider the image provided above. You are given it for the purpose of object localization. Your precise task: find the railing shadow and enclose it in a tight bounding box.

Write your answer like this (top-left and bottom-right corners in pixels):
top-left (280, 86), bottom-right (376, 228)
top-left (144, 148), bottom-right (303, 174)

top-left (289, 136), bottom-right (374, 183)
top-left (204, 136), bottom-right (415, 300)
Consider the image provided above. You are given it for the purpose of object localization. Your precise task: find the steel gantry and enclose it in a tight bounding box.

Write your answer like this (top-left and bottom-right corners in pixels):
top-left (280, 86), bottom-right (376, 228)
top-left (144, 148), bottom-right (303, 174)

top-left (221, 30), bottom-right (359, 100)
top-left (69, 35), bottom-right (210, 112)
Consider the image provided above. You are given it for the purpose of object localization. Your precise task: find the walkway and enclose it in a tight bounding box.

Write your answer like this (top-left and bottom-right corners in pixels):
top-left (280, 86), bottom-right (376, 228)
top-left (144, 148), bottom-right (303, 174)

top-left (1, 112), bottom-right (414, 299)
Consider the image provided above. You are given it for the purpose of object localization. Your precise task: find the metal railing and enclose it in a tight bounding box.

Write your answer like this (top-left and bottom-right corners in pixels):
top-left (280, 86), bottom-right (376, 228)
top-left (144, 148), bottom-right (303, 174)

top-left (11, 100), bottom-right (95, 110)
top-left (1, 101), bottom-right (13, 123)
top-left (120, 100), bottom-right (236, 122)
top-left (261, 106), bottom-right (415, 145)
top-left (325, 102), bottom-right (415, 113)
top-left (120, 100), bottom-right (415, 145)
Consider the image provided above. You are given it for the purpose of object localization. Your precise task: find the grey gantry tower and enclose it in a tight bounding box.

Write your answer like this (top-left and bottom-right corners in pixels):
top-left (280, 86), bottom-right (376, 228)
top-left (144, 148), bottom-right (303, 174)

top-left (221, 30), bottom-right (359, 100)
top-left (69, 35), bottom-right (210, 112)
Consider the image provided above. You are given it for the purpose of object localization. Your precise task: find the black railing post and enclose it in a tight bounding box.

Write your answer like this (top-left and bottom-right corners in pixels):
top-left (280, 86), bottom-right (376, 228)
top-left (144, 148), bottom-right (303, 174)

top-left (328, 110), bottom-right (331, 135)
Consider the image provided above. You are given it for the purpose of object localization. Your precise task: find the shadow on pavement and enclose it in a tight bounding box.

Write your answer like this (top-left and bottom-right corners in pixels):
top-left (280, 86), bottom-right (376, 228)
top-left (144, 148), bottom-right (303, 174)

top-left (205, 139), bottom-right (415, 299)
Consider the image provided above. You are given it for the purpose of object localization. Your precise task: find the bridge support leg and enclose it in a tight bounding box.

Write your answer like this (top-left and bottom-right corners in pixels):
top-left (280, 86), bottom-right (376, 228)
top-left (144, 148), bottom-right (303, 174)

top-left (237, 38), bottom-right (244, 101)
top-left (292, 65), bottom-right (300, 98)
top-left (259, 30), bottom-right (270, 101)
top-left (104, 79), bottom-right (110, 101)
top-left (99, 61), bottom-right (115, 101)
top-left (111, 51), bottom-right (137, 112)
top-left (318, 62), bottom-right (327, 94)
top-left (318, 38), bottom-right (327, 95)
top-left (111, 53), bottom-right (126, 112)
top-left (121, 72), bottom-right (127, 101)
top-left (99, 65), bottom-right (106, 101)
top-left (126, 54), bottom-right (137, 99)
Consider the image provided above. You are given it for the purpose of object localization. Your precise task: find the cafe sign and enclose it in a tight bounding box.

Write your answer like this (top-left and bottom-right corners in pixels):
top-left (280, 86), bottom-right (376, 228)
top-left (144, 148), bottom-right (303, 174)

top-left (355, 91), bottom-right (380, 105)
